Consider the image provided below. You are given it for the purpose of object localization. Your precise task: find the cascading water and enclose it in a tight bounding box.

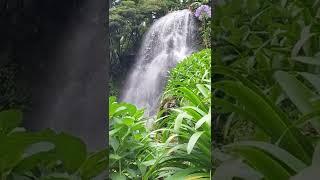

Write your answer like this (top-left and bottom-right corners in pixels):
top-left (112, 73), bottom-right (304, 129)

top-left (121, 9), bottom-right (198, 116)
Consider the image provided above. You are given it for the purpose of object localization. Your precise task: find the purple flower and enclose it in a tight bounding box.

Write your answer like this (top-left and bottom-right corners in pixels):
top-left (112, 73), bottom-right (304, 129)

top-left (194, 5), bottom-right (211, 21)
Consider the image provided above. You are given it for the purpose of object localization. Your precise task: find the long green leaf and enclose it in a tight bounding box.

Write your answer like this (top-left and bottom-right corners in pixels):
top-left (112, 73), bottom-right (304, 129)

top-left (187, 131), bottom-right (204, 154)
top-left (232, 146), bottom-right (292, 180)
top-left (293, 56), bottom-right (320, 66)
top-left (274, 71), bottom-right (320, 131)
top-left (178, 87), bottom-right (207, 112)
top-left (299, 72), bottom-right (320, 93)
top-left (227, 141), bottom-right (307, 172)
top-left (213, 80), bottom-right (313, 163)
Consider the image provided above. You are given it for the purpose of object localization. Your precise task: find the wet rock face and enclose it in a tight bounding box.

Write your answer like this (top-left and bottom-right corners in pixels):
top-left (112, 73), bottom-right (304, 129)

top-left (0, 0), bottom-right (108, 151)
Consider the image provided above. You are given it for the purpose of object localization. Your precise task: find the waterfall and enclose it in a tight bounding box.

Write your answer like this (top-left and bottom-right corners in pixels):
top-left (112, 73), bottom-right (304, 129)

top-left (121, 9), bottom-right (198, 116)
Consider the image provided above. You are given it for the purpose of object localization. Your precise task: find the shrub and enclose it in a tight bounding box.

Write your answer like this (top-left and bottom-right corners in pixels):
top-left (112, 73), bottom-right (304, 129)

top-left (0, 110), bottom-right (107, 179)
top-left (109, 96), bottom-right (152, 179)
top-left (108, 49), bottom-right (212, 179)
top-left (213, 0), bottom-right (320, 179)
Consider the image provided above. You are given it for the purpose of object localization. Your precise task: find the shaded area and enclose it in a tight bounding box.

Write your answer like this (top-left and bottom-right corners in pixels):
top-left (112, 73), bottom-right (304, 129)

top-left (0, 0), bottom-right (108, 150)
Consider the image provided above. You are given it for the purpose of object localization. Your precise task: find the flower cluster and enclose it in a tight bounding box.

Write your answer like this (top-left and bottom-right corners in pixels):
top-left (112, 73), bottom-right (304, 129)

top-left (194, 5), bottom-right (211, 21)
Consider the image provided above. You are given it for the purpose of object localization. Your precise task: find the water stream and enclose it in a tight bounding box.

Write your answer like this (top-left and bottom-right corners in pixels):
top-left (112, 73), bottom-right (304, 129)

top-left (121, 9), bottom-right (198, 116)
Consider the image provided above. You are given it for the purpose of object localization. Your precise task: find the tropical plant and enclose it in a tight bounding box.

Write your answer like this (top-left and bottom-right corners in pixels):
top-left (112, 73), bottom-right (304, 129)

top-left (163, 49), bottom-right (211, 95)
top-left (212, 0), bottom-right (320, 179)
top-left (109, 96), bottom-right (153, 179)
top-left (108, 49), bottom-right (212, 179)
top-left (0, 110), bottom-right (107, 179)
top-left (143, 49), bottom-right (212, 179)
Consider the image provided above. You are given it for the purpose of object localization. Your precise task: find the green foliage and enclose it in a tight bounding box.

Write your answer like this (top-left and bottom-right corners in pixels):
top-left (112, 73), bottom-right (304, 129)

top-left (109, 96), bottom-right (151, 179)
top-left (144, 50), bottom-right (211, 179)
top-left (213, 0), bottom-right (320, 179)
top-left (164, 49), bottom-right (211, 98)
top-left (0, 110), bottom-right (107, 179)
top-left (108, 0), bottom-right (209, 97)
top-left (109, 0), bottom-right (185, 65)
top-left (109, 0), bottom-right (187, 98)
top-left (108, 49), bottom-right (212, 179)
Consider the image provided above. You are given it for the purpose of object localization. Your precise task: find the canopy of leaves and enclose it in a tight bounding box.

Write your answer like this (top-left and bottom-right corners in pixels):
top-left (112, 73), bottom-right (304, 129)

top-left (213, 0), bottom-right (320, 179)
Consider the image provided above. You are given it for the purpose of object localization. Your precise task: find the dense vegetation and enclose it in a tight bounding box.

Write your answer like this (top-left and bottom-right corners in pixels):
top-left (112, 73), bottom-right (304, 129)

top-left (2, 0), bottom-right (320, 179)
top-left (212, 0), bottom-right (320, 179)
top-left (108, 1), bottom-right (212, 179)
top-left (109, 0), bottom-right (184, 96)
top-left (109, 0), bottom-right (211, 96)
top-left (0, 110), bottom-right (107, 179)
top-left (109, 49), bottom-right (211, 179)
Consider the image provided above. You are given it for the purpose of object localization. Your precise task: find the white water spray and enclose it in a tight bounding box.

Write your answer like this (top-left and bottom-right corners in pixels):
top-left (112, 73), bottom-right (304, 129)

top-left (121, 9), bottom-right (198, 116)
